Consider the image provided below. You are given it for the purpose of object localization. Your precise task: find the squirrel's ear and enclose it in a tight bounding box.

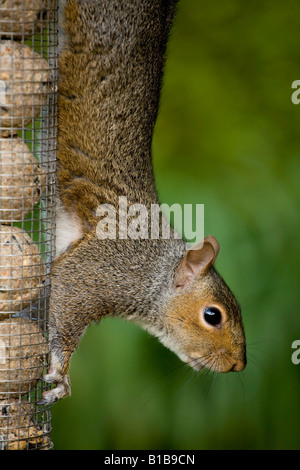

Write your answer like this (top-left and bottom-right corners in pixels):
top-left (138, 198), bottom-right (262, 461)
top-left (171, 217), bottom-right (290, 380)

top-left (174, 235), bottom-right (220, 291)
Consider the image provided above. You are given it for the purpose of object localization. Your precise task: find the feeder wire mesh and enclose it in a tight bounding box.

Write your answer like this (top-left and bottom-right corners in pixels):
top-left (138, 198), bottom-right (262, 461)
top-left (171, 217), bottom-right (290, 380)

top-left (0, 0), bottom-right (57, 450)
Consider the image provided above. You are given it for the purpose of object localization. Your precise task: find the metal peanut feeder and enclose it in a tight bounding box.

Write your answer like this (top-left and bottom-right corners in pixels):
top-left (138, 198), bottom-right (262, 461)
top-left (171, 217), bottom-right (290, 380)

top-left (0, 0), bottom-right (58, 450)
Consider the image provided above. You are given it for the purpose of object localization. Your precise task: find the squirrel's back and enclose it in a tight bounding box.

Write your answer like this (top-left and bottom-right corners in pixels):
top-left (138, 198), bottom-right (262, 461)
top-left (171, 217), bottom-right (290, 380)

top-left (58, 0), bottom-right (178, 231)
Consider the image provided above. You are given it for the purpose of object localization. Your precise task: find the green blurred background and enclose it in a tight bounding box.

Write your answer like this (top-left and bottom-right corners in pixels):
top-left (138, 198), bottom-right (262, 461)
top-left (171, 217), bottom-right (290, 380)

top-left (51, 0), bottom-right (300, 449)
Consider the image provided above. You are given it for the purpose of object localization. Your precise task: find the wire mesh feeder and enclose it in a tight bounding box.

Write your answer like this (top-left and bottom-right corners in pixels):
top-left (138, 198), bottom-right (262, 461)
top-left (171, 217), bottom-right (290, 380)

top-left (0, 0), bottom-right (57, 450)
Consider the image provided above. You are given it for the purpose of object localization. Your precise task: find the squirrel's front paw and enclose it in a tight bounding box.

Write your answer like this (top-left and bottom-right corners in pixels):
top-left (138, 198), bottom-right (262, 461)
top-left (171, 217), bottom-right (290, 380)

top-left (38, 372), bottom-right (71, 405)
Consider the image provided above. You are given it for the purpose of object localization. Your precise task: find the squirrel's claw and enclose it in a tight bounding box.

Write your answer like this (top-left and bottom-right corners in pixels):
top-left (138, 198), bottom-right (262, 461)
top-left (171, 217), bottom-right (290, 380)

top-left (37, 373), bottom-right (71, 405)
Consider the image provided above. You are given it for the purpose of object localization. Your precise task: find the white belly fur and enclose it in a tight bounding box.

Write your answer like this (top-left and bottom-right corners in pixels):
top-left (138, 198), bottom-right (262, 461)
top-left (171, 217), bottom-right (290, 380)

top-left (55, 203), bottom-right (83, 257)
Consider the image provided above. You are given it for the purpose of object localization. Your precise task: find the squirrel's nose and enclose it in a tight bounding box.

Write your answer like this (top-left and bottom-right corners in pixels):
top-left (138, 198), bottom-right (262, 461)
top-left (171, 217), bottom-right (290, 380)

top-left (231, 355), bottom-right (247, 372)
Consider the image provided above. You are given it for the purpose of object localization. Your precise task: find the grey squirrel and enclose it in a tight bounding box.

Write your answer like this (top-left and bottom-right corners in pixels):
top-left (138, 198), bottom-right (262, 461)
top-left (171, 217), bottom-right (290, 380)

top-left (40, 0), bottom-right (246, 404)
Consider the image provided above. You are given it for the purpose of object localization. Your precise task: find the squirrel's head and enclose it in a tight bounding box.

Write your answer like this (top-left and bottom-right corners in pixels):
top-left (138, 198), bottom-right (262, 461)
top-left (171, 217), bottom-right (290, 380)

top-left (159, 236), bottom-right (246, 373)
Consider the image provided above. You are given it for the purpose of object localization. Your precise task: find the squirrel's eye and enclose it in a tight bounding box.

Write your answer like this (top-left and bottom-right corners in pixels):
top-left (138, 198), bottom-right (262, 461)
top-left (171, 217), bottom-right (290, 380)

top-left (203, 307), bottom-right (222, 327)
